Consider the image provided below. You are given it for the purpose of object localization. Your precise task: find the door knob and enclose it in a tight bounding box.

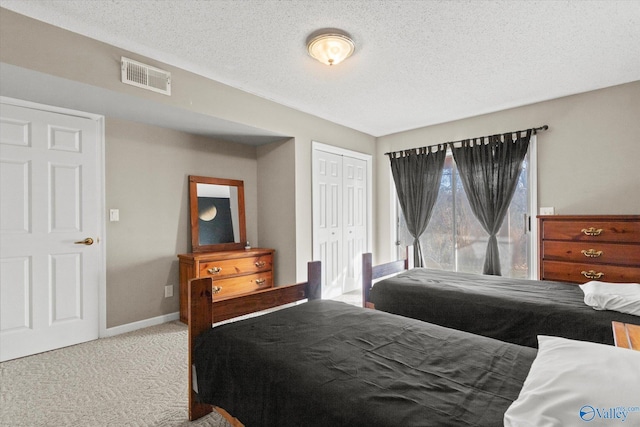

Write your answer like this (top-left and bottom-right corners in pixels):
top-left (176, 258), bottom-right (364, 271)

top-left (74, 238), bottom-right (94, 245)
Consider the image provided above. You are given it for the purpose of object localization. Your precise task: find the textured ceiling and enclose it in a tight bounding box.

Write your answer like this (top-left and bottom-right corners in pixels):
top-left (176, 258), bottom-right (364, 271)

top-left (2, 0), bottom-right (640, 137)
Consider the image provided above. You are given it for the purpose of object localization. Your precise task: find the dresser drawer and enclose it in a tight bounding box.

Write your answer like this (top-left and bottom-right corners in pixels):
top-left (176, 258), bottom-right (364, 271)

top-left (541, 241), bottom-right (640, 267)
top-left (199, 254), bottom-right (273, 278)
top-left (541, 220), bottom-right (640, 243)
top-left (541, 260), bottom-right (640, 284)
top-left (212, 271), bottom-right (273, 299)
top-left (179, 248), bottom-right (275, 323)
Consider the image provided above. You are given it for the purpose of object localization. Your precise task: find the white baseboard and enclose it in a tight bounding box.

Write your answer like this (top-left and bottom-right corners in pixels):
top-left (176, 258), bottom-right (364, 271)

top-left (102, 311), bottom-right (180, 337)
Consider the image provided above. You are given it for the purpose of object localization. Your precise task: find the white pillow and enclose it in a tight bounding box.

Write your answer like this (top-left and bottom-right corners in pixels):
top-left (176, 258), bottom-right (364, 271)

top-left (579, 281), bottom-right (640, 316)
top-left (504, 336), bottom-right (640, 427)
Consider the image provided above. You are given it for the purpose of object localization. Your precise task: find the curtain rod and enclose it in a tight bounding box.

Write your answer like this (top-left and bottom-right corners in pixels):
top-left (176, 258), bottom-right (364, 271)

top-left (385, 125), bottom-right (549, 156)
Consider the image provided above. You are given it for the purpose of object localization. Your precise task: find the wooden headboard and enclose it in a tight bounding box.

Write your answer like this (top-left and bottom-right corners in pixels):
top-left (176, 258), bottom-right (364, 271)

top-left (188, 260), bottom-right (321, 421)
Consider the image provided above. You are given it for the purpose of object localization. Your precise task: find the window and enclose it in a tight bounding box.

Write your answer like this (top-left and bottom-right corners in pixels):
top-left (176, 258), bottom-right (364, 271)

top-left (397, 142), bottom-right (536, 279)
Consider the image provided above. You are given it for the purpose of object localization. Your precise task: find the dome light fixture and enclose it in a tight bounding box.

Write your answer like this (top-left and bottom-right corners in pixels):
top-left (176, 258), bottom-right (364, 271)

top-left (307, 30), bottom-right (355, 66)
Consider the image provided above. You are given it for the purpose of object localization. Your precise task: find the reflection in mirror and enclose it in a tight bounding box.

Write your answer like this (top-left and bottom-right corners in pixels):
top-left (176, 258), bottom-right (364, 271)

top-left (196, 183), bottom-right (240, 245)
top-left (189, 176), bottom-right (246, 252)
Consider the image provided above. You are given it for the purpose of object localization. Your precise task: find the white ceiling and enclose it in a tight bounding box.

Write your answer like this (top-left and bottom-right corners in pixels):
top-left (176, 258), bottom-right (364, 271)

top-left (2, 0), bottom-right (640, 138)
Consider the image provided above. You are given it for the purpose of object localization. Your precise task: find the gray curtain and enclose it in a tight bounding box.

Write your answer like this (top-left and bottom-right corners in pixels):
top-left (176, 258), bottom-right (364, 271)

top-left (451, 130), bottom-right (531, 275)
top-left (389, 145), bottom-right (446, 267)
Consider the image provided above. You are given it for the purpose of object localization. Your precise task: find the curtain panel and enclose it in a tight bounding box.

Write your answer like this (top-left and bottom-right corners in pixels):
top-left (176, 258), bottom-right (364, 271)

top-left (389, 145), bottom-right (446, 267)
top-left (451, 129), bottom-right (532, 275)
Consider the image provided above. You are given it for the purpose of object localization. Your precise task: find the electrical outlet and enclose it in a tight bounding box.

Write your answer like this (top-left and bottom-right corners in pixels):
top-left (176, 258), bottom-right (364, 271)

top-left (164, 285), bottom-right (173, 298)
top-left (539, 207), bottom-right (555, 215)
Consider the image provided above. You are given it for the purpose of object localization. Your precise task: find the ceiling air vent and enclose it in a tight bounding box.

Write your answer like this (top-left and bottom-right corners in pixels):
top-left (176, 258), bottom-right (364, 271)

top-left (121, 57), bottom-right (171, 95)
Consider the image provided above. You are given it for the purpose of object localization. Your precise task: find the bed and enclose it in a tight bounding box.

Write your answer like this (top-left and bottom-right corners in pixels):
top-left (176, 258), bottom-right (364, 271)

top-left (189, 264), bottom-right (536, 425)
top-left (188, 261), bottom-right (322, 422)
top-left (362, 252), bottom-right (640, 348)
top-left (189, 261), bottom-right (640, 426)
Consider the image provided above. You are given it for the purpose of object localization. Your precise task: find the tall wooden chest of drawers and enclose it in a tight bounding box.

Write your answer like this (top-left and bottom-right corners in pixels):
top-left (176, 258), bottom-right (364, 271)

top-left (178, 248), bottom-right (275, 323)
top-left (538, 215), bottom-right (640, 284)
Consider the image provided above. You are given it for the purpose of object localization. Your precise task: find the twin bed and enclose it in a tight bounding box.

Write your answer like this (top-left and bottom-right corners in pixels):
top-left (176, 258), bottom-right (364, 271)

top-left (188, 257), bottom-right (639, 426)
top-left (362, 252), bottom-right (640, 347)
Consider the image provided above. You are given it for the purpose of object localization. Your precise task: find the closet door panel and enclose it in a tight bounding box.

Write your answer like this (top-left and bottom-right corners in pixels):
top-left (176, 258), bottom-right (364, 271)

top-left (313, 150), bottom-right (343, 298)
top-left (343, 156), bottom-right (367, 293)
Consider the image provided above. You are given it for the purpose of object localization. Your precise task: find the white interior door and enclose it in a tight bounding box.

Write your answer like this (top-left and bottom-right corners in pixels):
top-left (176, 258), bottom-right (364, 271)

top-left (312, 143), bottom-right (370, 299)
top-left (342, 156), bottom-right (367, 293)
top-left (0, 102), bottom-right (102, 361)
top-left (313, 150), bottom-right (344, 299)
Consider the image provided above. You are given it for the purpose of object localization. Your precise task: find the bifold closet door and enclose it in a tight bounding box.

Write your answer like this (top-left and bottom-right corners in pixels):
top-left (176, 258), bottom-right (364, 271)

top-left (313, 149), bottom-right (368, 299)
top-left (313, 150), bottom-right (344, 298)
top-left (342, 155), bottom-right (367, 294)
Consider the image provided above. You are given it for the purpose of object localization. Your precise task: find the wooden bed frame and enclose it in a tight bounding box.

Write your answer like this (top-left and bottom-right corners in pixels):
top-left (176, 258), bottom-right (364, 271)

top-left (362, 246), bottom-right (413, 308)
top-left (612, 321), bottom-right (640, 350)
top-left (188, 260), bottom-right (321, 422)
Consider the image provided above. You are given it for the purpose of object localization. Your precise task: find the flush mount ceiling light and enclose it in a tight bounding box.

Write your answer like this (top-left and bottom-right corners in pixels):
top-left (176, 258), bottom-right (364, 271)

top-left (307, 31), bottom-right (355, 66)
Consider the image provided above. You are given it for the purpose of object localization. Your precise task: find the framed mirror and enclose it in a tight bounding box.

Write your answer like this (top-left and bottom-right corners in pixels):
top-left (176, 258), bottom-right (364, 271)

top-left (189, 175), bottom-right (246, 252)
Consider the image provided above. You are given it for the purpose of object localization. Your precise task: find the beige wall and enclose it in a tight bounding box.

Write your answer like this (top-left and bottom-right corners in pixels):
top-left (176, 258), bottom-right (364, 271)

top-left (105, 119), bottom-right (259, 327)
top-left (1, 8), bottom-right (376, 328)
top-left (256, 138), bottom-right (296, 285)
top-left (374, 81), bottom-right (640, 263)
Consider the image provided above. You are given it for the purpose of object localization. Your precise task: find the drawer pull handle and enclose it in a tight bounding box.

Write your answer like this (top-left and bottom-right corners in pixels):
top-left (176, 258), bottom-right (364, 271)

top-left (581, 249), bottom-right (603, 258)
top-left (255, 278), bottom-right (266, 285)
top-left (581, 270), bottom-right (604, 280)
top-left (207, 267), bottom-right (222, 274)
top-left (255, 261), bottom-right (266, 268)
top-left (581, 227), bottom-right (603, 236)
top-left (212, 286), bottom-right (223, 294)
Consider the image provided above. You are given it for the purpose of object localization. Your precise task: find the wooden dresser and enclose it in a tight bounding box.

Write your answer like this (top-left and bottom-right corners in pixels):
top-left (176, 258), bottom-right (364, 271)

top-left (178, 248), bottom-right (275, 323)
top-left (538, 215), bottom-right (640, 284)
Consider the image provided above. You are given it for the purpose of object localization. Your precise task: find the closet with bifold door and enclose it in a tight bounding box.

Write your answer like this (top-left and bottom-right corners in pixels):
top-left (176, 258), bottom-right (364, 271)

top-left (312, 142), bottom-right (371, 299)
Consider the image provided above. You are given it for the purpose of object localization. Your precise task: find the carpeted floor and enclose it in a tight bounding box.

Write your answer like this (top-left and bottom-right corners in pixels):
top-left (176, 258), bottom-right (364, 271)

top-left (1, 293), bottom-right (363, 426)
top-left (0, 321), bottom-right (230, 427)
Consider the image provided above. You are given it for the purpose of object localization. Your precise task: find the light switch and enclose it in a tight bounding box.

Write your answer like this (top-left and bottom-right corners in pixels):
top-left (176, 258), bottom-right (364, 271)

top-left (109, 209), bottom-right (120, 222)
